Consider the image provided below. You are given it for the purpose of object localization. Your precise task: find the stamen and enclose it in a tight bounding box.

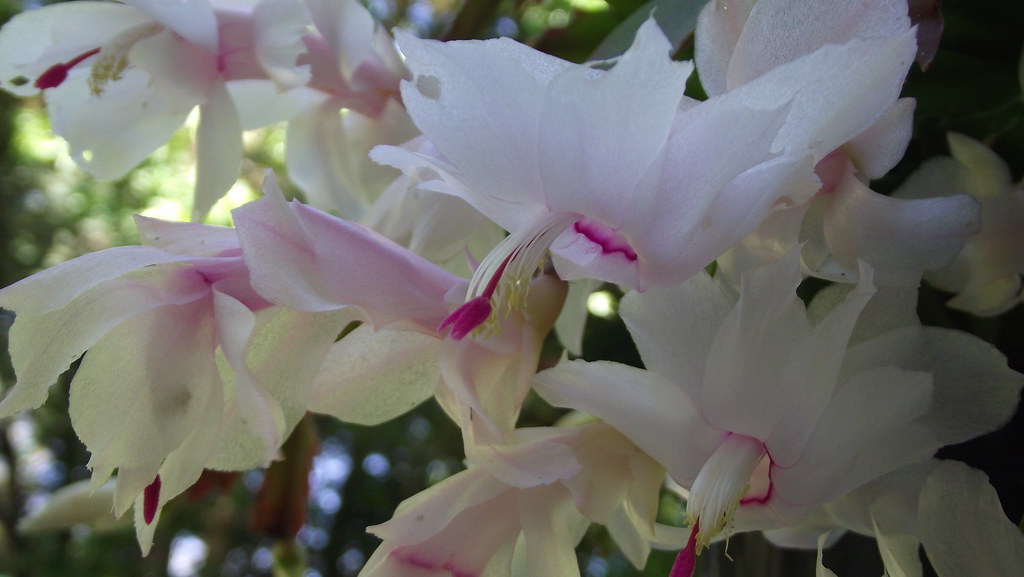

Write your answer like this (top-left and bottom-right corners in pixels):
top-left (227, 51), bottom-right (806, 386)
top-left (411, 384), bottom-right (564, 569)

top-left (439, 212), bottom-right (577, 339)
top-left (34, 48), bottom-right (101, 89)
top-left (687, 434), bottom-right (766, 550)
top-left (438, 296), bottom-right (495, 339)
top-left (143, 475), bottom-right (162, 525)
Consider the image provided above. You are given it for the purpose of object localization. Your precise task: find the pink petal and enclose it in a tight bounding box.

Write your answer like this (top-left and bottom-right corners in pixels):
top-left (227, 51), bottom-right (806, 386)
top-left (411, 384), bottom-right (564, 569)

top-left (232, 175), bottom-right (463, 330)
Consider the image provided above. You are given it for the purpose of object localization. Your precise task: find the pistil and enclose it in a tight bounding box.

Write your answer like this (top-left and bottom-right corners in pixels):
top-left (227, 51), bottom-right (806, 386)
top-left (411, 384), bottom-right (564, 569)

top-left (34, 48), bottom-right (101, 89)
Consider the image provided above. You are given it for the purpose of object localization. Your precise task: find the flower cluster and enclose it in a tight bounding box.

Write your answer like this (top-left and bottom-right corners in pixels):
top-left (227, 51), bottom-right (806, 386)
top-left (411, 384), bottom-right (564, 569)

top-left (0, 0), bottom-right (1021, 575)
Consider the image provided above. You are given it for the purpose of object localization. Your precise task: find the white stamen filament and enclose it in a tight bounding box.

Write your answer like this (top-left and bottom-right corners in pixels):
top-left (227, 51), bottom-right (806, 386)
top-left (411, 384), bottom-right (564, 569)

top-left (467, 212), bottom-right (578, 314)
top-left (686, 434), bottom-right (766, 551)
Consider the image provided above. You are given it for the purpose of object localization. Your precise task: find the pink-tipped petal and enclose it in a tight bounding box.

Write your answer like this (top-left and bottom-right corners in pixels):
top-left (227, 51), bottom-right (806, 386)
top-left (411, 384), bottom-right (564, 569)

top-left (142, 475), bottom-right (161, 525)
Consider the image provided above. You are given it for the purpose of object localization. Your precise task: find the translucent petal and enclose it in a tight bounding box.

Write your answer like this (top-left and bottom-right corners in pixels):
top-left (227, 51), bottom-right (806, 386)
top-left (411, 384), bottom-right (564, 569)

top-left (44, 67), bottom-right (189, 179)
top-left (0, 2), bottom-right (149, 96)
top-left (232, 175), bottom-right (462, 330)
top-left (309, 325), bottom-right (440, 426)
top-left (918, 461), bottom-right (1024, 576)
top-left (534, 360), bottom-right (723, 486)
top-left (193, 80), bottom-right (243, 221)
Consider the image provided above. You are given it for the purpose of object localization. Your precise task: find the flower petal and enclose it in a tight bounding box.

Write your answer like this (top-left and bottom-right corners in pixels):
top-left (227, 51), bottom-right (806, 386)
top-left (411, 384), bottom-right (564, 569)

top-left (308, 324), bottom-right (440, 426)
top-left (44, 67), bottom-right (190, 179)
top-left (918, 460), bottom-right (1024, 576)
top-left (69, 298), bottom-right (220, 483)
top-left (193, 80), bottom-right (244, 221)
top-left (815, 165), bottom-right (981, 287)
top-left (0, 264), bottom-right (208, 417)
top-left (0, 1), bottom-right (149, 96)
top-left (134, 215), bottom-right (240, 256)
top-left (232, 174), bottom-right (463, 330)
top-left (772, 366), bottom-right (934, 507)
top-left (125, 0), bottom-right (218, 53)
top-left (538, 19), bottom-right (691, 222)
top-left (305, 0), bottom-right (374, 81)
top-left (844, 98), bottom-right (915, 179)
top-left (723, 0), bottom-right (911, 92)
top-left (620, 271), bottom-right (734, 400)
top-left (394, 29), bottom-right (574, 230)
top-left (252, 0), bottom-right (312, 89)
top-left (534, 360), bottom-right (723, 486)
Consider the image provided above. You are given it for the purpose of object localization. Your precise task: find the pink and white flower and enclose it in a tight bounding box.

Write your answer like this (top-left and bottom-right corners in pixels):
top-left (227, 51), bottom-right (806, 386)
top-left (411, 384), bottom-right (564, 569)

top-left (894, 133), bottom-right (1024, 315)
top-left (699, 0), bottom-right (980, 288)
top-left (0, 0), bottom-right (316, 219)
top-left (376, 10), bottom-right (918, 339)
top-left (360, 423), bottom-right (668, 577)
top-left (231, 175), bottom-right (564, 432)
top-left (0, 215), bottom-right (343, 551)
top-left (534, 253), bottom-right (1022, 574)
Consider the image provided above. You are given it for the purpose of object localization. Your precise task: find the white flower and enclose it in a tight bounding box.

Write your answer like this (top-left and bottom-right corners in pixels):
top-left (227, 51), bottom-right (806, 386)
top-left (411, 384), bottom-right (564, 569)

top-left (895, 132), bottom-right (1024, 315)
top-left (0, 215), bottom-right (343, 552)
top-left (376, 12), bottom-right (917, 339)
top-left (534, 252), bottom-right (1022, 572)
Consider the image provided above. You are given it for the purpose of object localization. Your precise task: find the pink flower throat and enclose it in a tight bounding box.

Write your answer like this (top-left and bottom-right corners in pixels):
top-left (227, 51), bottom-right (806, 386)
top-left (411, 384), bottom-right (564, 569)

top-left (574, 217), bottom-right (637, 261)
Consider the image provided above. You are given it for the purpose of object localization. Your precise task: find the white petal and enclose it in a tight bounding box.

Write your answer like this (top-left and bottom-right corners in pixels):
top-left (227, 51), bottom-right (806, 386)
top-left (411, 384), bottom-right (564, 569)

top-left (624, 93), bottom-right (814, 282)
top-left (620, 271), bottom-right (734, 400)
top-left (251, 0), bottom-right (311, 89)
top-left (772, 366), bottom-right (934, 507)
top-left (17, 479), bottom-right (129, 533)
top-left (816, 532), bottom-right (839, 577)
top-left (947, 132), bottom-right (1014, 197)
top-left (702, 253), bottom-right (874, 458)
top-left (872, 514), bottom-right (922, 577)
top-left (285, 102), bottom-right (371, 219)
top-left (844, 326), bottom-right (1024, 447)
top-left (125, 0), bottom-right (218, 53)
top-left (212, 288), bottom-right (283, 467)
top-left (518, 484), bottom-right (585, 577)
top-left (694, 0), bottom-right (756, 97)
top-left (844, 98), bottom-right (916, 179)
top-left (395, 29), bottom-right (573, 230)
top-left (0, 246), bottom-right (198, 315)
top-left (208, 306), bottom-right (346, 470)
top-left (919, 461), bottom-right (1024, 576)
top-left (69, 299), bottom-right (220, 480)
top-left (725, 0), bottom-right (910, 91)
top-left (533, 360), bottom-right (723, 486)
top-left (0, 264), bottom-right (208, 417)
top-left (309, 325), bottom-right (440, 426)
top-left (134, 215), bottom-right (240, 255)
top-left (228, 81), bottom-right (326, 129)
top-left (129, 28), bottom-right (218, 114)
top-left (538, 19), bottom-right (691, 222)
top-left (553, 278), bottom-right (598, 357)
top-left (0, 2), bottom-right (150, 96)
top-left (44, 68), bottom-right (190, 179)
top-left (727, 32), bottom-right (917, 161)
top-left (193, 80), bottom-right (244, 221)
top-left (817, 167), bottom-right (981, 287)
top-left (232, 175), bottom-right (461, 330)
top-left (369, 468), bottom-right (508, 543)
top-left (305, 0), bottom-right (374, 81)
